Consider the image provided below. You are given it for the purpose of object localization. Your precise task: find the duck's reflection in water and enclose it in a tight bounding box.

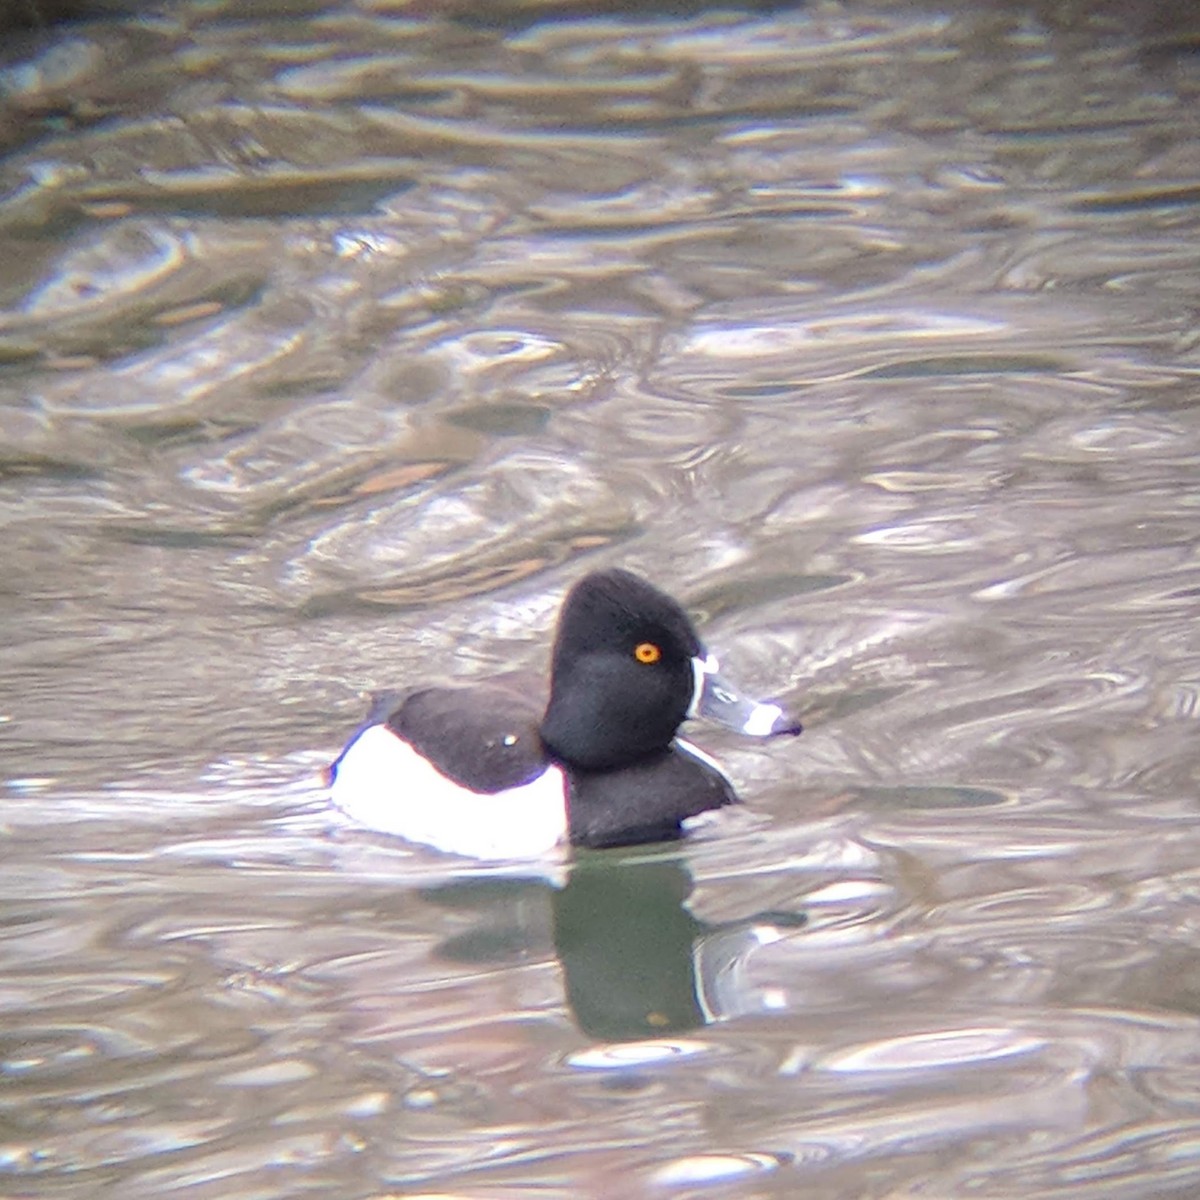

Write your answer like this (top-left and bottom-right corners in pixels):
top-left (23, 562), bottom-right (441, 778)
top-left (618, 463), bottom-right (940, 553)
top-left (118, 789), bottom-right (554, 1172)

top-left (426, 851), bottom-right (806, 1042)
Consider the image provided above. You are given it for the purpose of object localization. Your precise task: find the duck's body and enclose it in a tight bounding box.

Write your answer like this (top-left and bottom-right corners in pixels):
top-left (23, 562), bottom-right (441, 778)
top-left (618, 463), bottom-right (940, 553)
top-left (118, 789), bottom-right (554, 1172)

top-left (329, 569), bottom-right (799, 858)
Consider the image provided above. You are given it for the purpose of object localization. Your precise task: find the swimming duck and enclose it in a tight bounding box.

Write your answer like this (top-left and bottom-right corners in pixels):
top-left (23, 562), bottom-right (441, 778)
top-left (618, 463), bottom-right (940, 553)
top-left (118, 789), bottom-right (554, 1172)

top-left (328, 568), bottom-right (800, 858)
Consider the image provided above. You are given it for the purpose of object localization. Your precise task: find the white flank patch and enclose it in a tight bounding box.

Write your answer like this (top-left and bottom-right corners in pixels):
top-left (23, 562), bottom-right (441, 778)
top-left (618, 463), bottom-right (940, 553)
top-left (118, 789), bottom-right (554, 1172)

top-left (329, 725), bottom-right (568, 860)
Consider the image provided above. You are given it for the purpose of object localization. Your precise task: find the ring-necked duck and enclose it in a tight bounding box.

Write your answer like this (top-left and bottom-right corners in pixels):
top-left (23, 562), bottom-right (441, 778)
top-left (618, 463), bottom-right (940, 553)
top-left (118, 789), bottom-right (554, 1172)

top-left (328, 568), bottom-right (800, 858)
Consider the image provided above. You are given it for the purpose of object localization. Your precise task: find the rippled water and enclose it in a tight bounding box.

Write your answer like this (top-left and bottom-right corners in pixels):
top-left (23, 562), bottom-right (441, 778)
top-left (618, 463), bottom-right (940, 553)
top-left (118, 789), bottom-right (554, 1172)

top-left (3, 0), bottom-right (1200, 1195)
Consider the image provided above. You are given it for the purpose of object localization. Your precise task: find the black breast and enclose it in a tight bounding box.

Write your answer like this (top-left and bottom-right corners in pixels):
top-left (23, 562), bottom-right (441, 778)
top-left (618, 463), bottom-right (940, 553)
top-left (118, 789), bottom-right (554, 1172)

top-left (564, 744), bottom-right (737, 849)
top-left (385, 686), bottom-right (549, 794)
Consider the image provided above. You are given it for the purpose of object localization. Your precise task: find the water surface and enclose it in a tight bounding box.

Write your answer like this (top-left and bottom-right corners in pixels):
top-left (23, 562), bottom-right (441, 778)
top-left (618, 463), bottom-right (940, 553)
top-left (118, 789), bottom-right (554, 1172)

top-left (2, 1), bottom-right (1200, 1195)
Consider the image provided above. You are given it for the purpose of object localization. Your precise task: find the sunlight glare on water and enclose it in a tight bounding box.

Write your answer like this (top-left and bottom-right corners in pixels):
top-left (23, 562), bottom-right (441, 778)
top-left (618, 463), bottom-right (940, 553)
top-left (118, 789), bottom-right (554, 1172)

top-left (2, 0), bottom-right (1200, 1196)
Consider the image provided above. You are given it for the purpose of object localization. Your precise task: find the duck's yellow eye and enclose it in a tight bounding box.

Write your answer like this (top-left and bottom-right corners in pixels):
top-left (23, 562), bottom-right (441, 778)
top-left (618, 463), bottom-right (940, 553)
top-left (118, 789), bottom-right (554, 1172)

top-left (634, 642), bottom-right (662, 664)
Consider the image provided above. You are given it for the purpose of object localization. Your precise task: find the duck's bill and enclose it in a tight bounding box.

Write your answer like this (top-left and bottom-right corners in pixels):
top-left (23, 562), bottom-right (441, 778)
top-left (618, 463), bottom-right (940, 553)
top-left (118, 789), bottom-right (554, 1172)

top-left (690, 655), bottom-right (802, 738)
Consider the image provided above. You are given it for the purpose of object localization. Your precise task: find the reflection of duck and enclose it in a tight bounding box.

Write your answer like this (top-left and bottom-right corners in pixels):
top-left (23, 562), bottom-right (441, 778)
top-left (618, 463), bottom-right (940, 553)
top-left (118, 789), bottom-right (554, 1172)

top-left (330, 569), bottom-right (800, 857)
top-left (429, 853), bottom-right (806, 1043)
top-left (554, 855), bottom-right (706, 1040)
top-left (554, 854), bottom-right (806, 1041)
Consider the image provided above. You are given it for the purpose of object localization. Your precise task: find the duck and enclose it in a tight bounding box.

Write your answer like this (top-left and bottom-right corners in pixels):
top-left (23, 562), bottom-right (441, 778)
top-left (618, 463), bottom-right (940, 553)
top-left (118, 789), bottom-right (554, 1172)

top-left (327, 568), bottom-right (801, 858)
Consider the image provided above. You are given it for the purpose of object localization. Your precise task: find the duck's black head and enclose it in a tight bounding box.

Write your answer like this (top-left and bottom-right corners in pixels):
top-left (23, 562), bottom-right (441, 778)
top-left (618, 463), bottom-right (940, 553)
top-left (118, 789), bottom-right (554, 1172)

top-left (539, 569), bottom-right (702, 771)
